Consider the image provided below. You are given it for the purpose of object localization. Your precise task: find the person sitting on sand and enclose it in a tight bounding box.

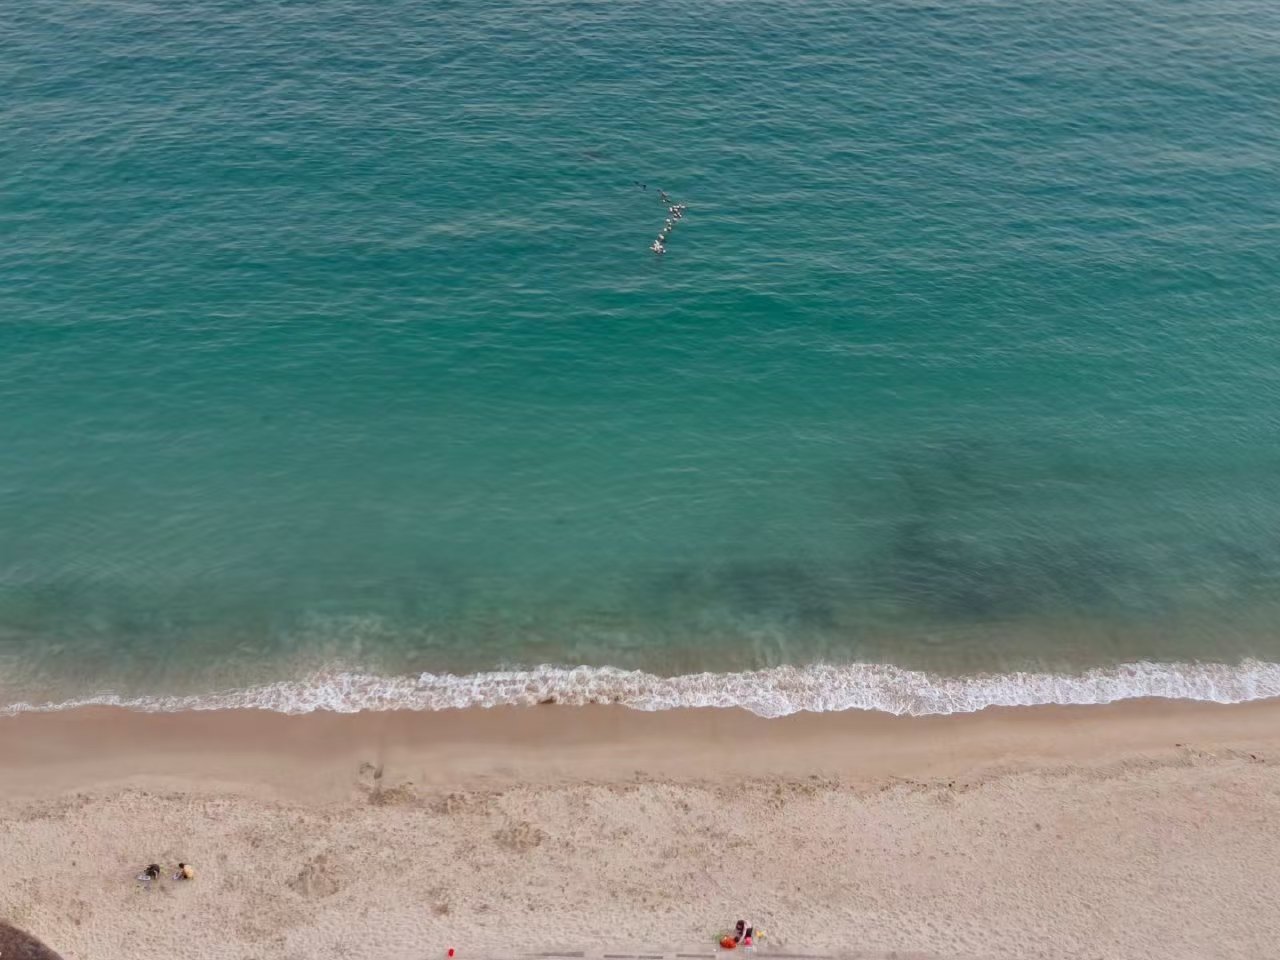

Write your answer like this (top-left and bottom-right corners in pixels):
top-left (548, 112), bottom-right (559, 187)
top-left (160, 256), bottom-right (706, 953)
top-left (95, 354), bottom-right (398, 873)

top-left (719, 920), bottom-right (747, 950)
top-left (174, 862), bottom-right (194, 881)
top-left (138, 863), bottom-right (161, 882)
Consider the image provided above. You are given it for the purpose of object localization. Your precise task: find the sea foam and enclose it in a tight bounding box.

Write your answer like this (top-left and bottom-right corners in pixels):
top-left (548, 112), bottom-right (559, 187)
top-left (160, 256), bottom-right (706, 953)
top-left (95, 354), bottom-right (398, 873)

top-left (4, 659), bottom-right (1280, 718)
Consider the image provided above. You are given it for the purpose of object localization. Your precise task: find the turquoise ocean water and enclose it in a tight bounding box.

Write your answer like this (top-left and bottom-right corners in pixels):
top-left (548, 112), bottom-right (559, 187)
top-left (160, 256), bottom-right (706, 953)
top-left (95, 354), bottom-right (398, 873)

top-left (3, 0), bottom-right (1280, 714)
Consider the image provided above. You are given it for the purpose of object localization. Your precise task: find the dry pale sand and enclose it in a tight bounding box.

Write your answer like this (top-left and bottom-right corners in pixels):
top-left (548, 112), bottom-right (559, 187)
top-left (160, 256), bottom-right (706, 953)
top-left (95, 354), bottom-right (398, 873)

top-left (2, 699), bottom-right (1280, 960)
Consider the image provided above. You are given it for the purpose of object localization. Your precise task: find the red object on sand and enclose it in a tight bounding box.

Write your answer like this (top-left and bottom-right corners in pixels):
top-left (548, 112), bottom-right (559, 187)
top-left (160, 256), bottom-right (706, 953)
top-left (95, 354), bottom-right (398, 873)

top-left (720, 936), bottom-right (738, 950)
top-left (448, 950), bottom-right (455, 957)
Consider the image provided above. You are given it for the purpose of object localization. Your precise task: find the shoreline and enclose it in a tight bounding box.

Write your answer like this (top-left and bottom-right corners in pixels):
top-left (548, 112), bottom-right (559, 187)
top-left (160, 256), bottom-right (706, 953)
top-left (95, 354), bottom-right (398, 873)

top-left (3, 696), bottom-right (1280, 800)
top-left (7, 656), bottom-right (1280, 720)
top-left (4, 699), bottom-right (1280, 958)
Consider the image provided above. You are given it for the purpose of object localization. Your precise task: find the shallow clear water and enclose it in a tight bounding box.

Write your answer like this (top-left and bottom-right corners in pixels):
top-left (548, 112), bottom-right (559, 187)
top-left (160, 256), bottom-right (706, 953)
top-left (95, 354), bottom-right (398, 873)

top-left (3, 0), bottom-right (1280, 711)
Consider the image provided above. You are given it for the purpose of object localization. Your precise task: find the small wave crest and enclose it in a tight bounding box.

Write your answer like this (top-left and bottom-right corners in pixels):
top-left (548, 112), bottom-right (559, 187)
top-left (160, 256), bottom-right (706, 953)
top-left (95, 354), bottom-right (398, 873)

top-left (4, 659), bottom-right (1280, 718)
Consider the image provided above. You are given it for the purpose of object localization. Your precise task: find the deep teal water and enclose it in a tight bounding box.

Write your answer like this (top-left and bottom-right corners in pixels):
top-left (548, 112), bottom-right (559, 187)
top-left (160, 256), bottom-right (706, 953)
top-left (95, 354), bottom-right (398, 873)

top-left (3, 0), bottom-right (1280, 707)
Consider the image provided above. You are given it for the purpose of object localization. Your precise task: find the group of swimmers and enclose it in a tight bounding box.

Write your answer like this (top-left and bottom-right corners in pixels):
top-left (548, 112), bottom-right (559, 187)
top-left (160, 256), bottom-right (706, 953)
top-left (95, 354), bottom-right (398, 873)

top-left (650, 189), bottom-right (687, 255)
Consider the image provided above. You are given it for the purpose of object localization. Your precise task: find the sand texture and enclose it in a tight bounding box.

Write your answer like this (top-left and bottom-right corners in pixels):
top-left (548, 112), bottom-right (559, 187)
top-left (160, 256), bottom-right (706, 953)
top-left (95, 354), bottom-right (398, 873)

top-left (2, 700), bottom-right (1280, 959)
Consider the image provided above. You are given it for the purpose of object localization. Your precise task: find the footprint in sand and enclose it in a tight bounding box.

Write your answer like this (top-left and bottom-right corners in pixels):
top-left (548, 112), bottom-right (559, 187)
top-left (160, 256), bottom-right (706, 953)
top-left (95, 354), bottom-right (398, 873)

top-left (493, 819), bottom-right (548, 852)
top-left (287, 853), bottom-right (343, 899)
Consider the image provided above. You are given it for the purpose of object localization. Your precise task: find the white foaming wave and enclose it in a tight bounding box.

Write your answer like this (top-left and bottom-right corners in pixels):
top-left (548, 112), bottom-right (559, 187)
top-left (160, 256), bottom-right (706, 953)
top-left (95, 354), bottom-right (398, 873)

top-left (4, 659), bottom-right (1280, 718)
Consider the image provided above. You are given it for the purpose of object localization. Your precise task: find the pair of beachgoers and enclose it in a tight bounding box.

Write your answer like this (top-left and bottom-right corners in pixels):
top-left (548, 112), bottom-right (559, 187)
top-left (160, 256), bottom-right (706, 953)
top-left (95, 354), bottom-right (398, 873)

top-left (137, 862), bottom-right (194, 882)
top-left (719, 920), bottom-right (755, 950)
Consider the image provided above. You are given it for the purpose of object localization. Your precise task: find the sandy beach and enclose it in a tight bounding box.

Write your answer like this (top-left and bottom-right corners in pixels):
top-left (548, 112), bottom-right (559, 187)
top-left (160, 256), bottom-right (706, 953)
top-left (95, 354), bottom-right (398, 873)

top-left (3, 699), bottom-right (1280, 960)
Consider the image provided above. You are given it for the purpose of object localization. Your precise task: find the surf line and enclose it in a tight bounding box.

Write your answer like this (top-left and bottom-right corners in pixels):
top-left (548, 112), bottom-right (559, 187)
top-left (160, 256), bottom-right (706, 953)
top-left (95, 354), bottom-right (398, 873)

top-left (636, 184), bottom-right (687, 255)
